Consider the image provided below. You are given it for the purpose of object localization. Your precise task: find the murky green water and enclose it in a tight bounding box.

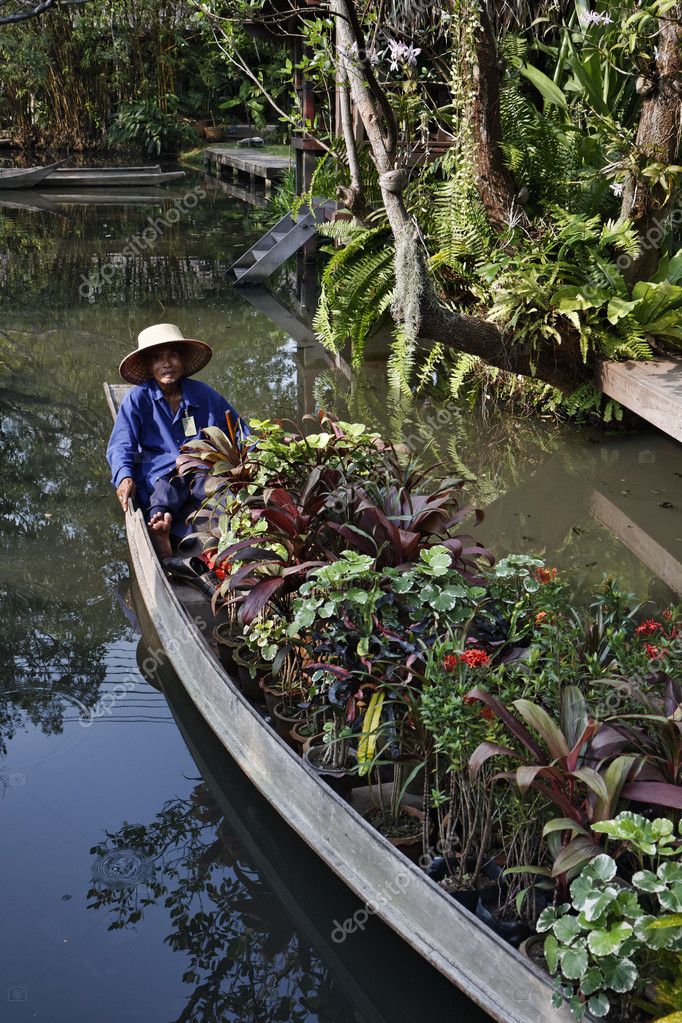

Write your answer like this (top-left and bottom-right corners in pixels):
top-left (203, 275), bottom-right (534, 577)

top-left (1, 170), bottom-right (680, 1021)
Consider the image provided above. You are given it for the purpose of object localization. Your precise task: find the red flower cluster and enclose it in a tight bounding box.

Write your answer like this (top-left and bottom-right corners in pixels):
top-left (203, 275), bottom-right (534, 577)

top-left (533, 566), bottom-right (557, 585)
top-left (461, 648), bottom-right (491, 668)
top-left (480, 705), bottom-right (495, 721)
top-left (644, 643), bottom-right (663, 661)
top-left (443, 649), bottom-right (490, 671)
top-left (635, 619), bottom-right (662, 636)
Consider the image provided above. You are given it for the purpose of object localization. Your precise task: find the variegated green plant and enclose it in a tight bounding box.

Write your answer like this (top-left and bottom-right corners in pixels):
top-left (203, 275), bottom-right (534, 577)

top-left (538, 813), bottom-right (682, 1020)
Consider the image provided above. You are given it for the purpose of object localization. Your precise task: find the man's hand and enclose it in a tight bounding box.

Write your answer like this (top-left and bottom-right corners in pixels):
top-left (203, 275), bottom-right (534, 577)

top-left (116, 477), bottom-right (135, 512)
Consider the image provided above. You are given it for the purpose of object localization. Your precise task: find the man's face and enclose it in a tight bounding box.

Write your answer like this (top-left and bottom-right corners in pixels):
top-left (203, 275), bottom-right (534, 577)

top-left (149, 346), bottom-right (183, 386)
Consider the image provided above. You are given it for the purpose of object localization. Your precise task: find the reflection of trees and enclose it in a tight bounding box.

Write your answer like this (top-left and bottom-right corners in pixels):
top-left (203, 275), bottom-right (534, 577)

top-left (88, 784), bottom-right (356, 1023)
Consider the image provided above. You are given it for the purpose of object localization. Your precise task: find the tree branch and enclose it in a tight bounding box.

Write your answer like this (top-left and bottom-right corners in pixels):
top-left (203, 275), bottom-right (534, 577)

top-left (0, 0), bottom-right (88, 24)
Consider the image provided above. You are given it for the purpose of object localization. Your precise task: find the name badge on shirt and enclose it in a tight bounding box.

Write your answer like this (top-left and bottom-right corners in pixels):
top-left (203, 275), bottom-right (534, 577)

top-left (182, 415), bottom-right (197, 437)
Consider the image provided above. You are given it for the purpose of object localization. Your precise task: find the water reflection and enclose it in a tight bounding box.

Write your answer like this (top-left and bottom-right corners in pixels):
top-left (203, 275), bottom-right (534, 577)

top-left (88, 780), bottom-right (360, 1023)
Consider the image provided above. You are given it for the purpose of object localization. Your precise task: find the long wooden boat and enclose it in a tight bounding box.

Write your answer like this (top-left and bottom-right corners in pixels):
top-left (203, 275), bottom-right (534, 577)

top-left (105, 381), bottom-right (574, 1023)
top-left (43, 166), bottom-right (185, 188)
top-left (0, 158), bottom-right (69, 190)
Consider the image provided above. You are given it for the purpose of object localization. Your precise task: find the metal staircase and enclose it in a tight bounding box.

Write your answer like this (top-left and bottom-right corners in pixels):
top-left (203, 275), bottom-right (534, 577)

top-left (229, 198), bottom-right (330, 286)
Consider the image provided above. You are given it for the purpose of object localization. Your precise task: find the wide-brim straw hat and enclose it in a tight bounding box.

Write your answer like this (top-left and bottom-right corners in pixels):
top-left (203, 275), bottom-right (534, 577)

top-left (119, 323), bottom-right (213, 384)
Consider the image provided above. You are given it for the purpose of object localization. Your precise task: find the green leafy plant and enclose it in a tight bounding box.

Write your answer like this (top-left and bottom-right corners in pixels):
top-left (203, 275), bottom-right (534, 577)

top-left (108, 97), bottom-right (197, 155)
top-left (538, 813), bottom-right (682, 1021)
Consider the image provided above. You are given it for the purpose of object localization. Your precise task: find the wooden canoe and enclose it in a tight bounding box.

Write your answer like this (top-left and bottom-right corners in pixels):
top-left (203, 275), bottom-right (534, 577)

top-left (0, 158), bottom-right (70, 190)
top-left (43, 167), bottom-right (185, 188)
top-left (105, 381), bottom-right (574, 1023)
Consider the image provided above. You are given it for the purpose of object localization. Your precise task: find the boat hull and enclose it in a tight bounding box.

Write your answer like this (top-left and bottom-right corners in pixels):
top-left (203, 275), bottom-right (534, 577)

top-left (43, 169), bottom-right (185, 187)
top-left (105, 382), bottom-right (574, 1023)
top-left (0, 158), bottom-right (69, 189)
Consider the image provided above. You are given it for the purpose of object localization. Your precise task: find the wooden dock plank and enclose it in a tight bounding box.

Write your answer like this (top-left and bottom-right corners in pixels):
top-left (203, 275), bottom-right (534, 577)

top-left (590, 489), bottom-right (682, 596)
top-left (204, 145), bottom-right (291, 180)
top-left (597, 357), bottom-right (682, 444)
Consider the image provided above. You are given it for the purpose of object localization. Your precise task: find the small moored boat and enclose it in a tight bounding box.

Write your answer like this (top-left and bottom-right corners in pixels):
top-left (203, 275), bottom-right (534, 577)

top-left (0, 158), bottom-right (69, 190)
top-left (104, 381), bottom-right (575, 1023)
top-left (43, 166), bottom-right (185, 188)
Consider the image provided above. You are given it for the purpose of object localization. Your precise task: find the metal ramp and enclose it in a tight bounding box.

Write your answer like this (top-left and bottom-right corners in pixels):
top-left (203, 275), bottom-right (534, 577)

top-left (229, 199), bottom-right (330, 286)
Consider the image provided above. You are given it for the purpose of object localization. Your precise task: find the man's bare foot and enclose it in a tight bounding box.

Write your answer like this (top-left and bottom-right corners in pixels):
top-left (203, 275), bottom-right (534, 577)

top-left (148, 511), bottom-right (173, 559)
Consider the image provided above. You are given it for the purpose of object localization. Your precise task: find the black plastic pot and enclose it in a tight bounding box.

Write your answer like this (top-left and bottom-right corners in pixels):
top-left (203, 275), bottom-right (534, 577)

top-left (475, 896), bottom-right (531, 947)
top-left (303, 745), bottom-right (356, 802)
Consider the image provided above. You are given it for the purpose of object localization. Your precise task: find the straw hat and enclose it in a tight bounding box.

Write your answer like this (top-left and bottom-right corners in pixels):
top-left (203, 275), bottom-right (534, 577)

top-left (119, 324), bottom-right (212, 384)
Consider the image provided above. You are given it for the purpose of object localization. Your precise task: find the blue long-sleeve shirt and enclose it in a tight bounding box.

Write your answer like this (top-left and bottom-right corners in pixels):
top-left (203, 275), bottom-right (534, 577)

top-left (107, 378), bottom-right (248, 504)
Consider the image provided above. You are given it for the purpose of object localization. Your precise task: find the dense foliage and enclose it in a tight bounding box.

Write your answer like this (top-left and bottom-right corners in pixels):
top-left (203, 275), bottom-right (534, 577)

top-left (183, 410), bottom-right (682, 1020)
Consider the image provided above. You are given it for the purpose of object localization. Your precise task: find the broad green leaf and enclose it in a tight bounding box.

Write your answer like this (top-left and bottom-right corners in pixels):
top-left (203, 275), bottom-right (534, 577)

top-left (560, 944), bottom-right (588, 979)
top-left (588, 854), bottom-right (617, 883)
top-left (580, 967), bottom-right (603, 996)
top-left (588, 993), bottom-right (610, 1017)
top-left (544, 932), bottom-right (559, 973)
top-left (633, 869), bottom-right (666, 893)
top-left (587, 922), bottom-right (632, 957)
top-left (537, 905), bottom-right (570, 932)
top-left (581, 887), bottom-right (617, 923)
top-left (553, 915), bottom-right (582, 942)
top-left (570, 873), bottom-right (596, 909)
top-left (659, 883), bottom-right (682, 913)
top-left (520, 63), bottom-right (567, 107)
top-left (659, 863), bottom-right (682, 884)
top-left (600, 957), bottom-right (638, 993)
top-left (606, 296), bottom-right (640, 324)
top-left (552, 285), bottom-right (609, 312)
top-left (571, 767), bottom-right (609, 803)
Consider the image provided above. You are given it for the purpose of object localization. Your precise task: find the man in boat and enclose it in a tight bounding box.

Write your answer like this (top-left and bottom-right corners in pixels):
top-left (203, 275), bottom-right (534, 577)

top-left (107, 323), bottom-right (248, 559)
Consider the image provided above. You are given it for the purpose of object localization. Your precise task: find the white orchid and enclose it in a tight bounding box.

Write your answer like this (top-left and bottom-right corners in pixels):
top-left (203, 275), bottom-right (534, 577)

top-left (387, 38), bottom-right (421, 72)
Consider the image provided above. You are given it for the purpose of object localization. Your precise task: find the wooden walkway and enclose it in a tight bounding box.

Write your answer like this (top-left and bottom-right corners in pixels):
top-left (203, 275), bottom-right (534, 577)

top-left (204, 145), bottom-right (291, 191)
top-left (597, 356), bottom-right (682, 445)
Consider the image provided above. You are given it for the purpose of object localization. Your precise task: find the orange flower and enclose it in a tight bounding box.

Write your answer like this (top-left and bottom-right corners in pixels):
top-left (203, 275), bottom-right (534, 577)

top-left (535, 611), bottom-right (548, 625)
top-left (533, 567), bottom-right (557, 585)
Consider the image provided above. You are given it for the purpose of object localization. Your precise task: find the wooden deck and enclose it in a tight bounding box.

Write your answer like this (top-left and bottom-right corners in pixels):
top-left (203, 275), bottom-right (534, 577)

top-left (597, 356), bottom-right (682, 445)
top-left (203, 145), bottom-right (292, 191)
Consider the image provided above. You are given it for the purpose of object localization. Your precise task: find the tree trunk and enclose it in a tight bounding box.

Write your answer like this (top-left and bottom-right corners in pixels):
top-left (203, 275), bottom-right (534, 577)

top-left (471, 9), bottom-right (528, 233)
top-left (620, 7), bottom-right (682, 284)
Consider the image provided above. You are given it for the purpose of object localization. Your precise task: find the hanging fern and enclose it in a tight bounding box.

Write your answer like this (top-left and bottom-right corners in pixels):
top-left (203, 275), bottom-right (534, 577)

top-left (313, 223), bottom-right (395, 368)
